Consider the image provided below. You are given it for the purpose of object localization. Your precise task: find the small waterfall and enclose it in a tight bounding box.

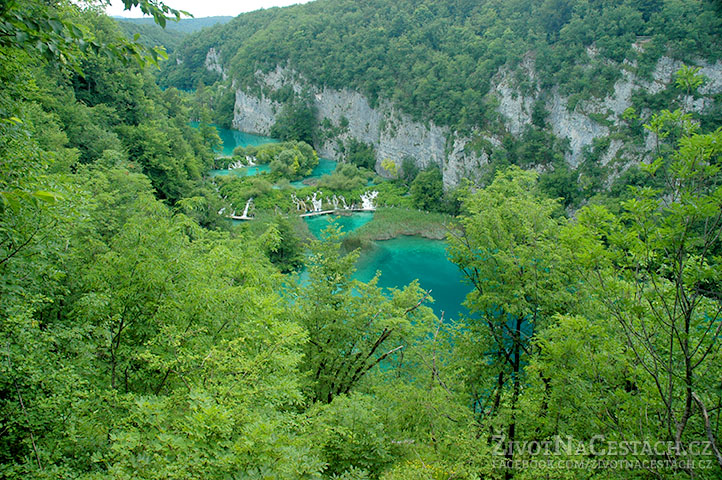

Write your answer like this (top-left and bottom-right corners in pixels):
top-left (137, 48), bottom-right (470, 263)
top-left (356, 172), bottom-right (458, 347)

top-left (242, 198), bottom-right (253, 217)
top-left (218, 207), bottom-right (226, 215)
top-left (228, 156), bottom-right (257, 170)
top-left (228, 159), bottom-right (243, 170)
top-left (291, 191), bottom-right (375, 216)
top-left (292, 193), bottom-right (309, 212)
top-left (310, 192), bottom-right (323, 212)
top-left (360, 191), bottom-right (379, 210)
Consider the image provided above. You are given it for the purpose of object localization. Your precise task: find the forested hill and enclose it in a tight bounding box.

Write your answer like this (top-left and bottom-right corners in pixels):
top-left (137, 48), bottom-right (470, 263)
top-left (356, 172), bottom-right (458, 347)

top-left (161, 0), bottom-right (722, 129)
top-left (115, 16), bottom-right (232, 53)
top-left (117, 15), bottom-right (232, 33)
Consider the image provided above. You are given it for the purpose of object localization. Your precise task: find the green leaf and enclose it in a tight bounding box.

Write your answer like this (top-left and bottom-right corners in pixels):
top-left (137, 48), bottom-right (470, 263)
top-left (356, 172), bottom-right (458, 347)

top-left (639, 157), bottom-right (662, 176)
top-left (32, 190), bottom-right (63, 204)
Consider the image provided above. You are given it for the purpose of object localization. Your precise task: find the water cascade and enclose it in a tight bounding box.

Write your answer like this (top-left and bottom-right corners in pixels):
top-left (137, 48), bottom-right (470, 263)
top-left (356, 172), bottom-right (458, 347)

top-left (293, 191), bottom-right (378, 215)
top-left (360, 191), bottom-right (379, 210)
top-left (291, 193), bottom-right (308, 212)
top-left (228, 156), bottom-right (257, 170)
top-left (242, 198), bottom-right (253, 218)
top-left (310, 192), bottom-right (323, 212)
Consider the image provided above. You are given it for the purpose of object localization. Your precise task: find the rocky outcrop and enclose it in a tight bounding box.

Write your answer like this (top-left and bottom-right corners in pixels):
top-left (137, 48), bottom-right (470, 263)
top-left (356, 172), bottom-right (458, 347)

top-left (494, 55), bottom-right (722, 167)
top-left (232, 89), bottom-right (277, 134)
top-left (220, 50), bottom-right (722, 187)
top-left (204, 48), bottom-right (227, 81)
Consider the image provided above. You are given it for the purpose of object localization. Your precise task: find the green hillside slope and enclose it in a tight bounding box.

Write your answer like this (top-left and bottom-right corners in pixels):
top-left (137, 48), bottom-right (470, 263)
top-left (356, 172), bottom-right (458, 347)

top-left (115, 16), bottom-right (232, 52)
top-left (161, 0), bottom-right (721, 129)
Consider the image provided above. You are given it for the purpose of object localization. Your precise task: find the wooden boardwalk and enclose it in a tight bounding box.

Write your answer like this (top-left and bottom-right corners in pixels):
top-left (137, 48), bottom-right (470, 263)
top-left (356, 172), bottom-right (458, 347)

top-left (228, 205), bottom-right (374, 222)
top-left (299, 208), bottom-right (372, 218)
top-left (228, 214), bottom-right (254, 221)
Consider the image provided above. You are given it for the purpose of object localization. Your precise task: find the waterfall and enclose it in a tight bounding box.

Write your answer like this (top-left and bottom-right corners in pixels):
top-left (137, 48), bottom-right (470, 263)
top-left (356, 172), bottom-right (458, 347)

top-left (242, 198), bottom-right (253, 217)
top-left (228, 156), bottom-right (257, 170)
top-left (310, 192), bottom-right (323, 212)
top-left (290, 191), bottom-right (375, 215)
top-left (360, 191), bottom-right (379, 210)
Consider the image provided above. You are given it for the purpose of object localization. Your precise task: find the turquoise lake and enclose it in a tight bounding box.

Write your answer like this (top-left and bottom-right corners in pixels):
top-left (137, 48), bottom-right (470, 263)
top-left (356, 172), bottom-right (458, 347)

top-left (208, 164), bottom-right (271, 177)
top-left (195, 122), bottom-right (337, 182)
top-left (190, 121), bottom-right (278, 156)
top-left (354, 236), bottom-right (469, 321)
top-left (304, 212), bottom-right (375, 238)
top-left (196, 123), bottom-right (468, 321)
top-left (304, 214), bottom-right (469, 321)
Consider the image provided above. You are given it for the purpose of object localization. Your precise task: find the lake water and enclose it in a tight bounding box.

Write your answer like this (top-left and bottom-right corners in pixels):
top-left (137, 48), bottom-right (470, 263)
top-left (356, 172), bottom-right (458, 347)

top-left (354, 236), bottom-right (468, 322)
top-left (190, 121), bottom-right (279, 156)
top-left (208, 164), bottom-right (271, 177)
top-left (198, 123), bottom-right (467, 320)
top-left (304, 212), bottom-right (374, 238)
top-left (304, 214), bottom-right (468, 321)
top-left (194, 123), bottom-right (337, 182)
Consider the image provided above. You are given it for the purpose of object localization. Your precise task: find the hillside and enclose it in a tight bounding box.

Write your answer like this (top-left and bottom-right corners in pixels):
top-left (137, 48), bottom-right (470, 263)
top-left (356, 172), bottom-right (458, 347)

top-left (116, 15), bottom-right (233, 33)
top-left (115, 16), bottom-right (232, 52)
top-left (162, 0), bottom-right (722, 194)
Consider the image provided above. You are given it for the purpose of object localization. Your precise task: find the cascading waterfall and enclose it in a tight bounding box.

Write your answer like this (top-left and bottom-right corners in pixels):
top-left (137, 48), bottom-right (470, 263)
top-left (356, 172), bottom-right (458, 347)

top-left (310, 192), bottom-right (323, 212)
top-left (228, 156), bottom-right (257, 170)
top-left (360, 191), bottom-right (379, 210)
top-left (291, 193), bottom-right (307, 212)
top-left (291, 190), bottom-right (378, 215)
top-left (242, 198), bottom-right (253, 217)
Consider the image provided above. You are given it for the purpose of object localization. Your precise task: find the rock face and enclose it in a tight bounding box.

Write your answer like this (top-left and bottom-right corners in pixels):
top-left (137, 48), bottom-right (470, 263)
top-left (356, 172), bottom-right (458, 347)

top-left (204, 48), bottom-right (227, 81)
top-left (224, 56), bottom-right (722, 187)
top-left (232, 89), bottom-right (277, 134)
top-left (493, 56), bottom-right (722, 168)
top-left (231, 66), bottom-right (490, 187)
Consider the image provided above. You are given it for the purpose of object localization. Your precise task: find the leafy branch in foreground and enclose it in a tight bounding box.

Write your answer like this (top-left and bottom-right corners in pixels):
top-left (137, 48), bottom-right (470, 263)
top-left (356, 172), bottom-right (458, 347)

top-left (0, 0), bottom-right (190, 70)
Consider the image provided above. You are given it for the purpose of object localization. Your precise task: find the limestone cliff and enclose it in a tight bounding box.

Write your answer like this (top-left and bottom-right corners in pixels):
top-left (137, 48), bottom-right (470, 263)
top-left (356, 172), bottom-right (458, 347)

top-left (232, 66), bottom-right (492, 187)
top-left (225, 55), bottom-right (721, 187)
top-left (495, 54), bottom-right (722, 168)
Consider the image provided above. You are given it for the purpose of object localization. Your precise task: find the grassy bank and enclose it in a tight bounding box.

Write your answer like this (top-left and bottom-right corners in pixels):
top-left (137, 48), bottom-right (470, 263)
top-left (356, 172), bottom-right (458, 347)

top-left (343, 207), bottom-right (455, 251)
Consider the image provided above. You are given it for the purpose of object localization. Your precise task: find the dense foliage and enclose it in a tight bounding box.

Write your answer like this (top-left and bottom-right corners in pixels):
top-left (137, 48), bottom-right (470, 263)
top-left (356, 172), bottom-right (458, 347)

top-left (162, 0), bottom-right (721, 131)
top-left (1, 1), bottom-right (721, 479)
top-left (115, 19), bottom-right (186, 53)
top-left (228, 140), bottom-right (319, 180)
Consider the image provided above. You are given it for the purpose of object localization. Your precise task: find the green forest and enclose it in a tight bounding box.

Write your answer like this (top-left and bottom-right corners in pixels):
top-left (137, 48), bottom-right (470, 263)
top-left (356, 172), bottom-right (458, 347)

top-left (1, 1), bottom-right (722, 480)
top-left (115, 16), bottom-right (232, 54)
top-left (161, 0), bottom-right (721, 129)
